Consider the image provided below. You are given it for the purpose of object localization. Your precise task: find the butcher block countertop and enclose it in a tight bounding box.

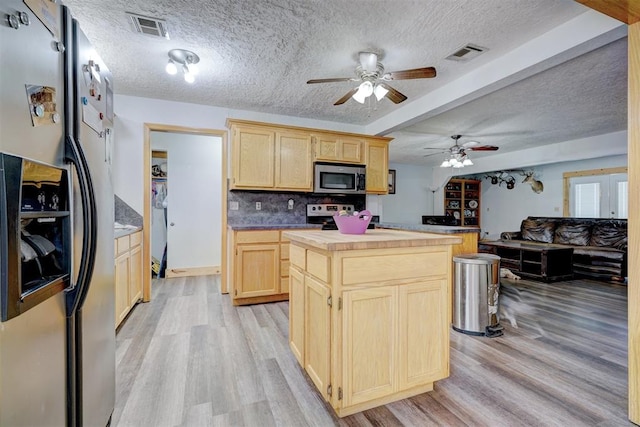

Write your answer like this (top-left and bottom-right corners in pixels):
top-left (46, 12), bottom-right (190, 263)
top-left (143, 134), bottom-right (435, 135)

top-left (282, 229), bottom-right (462, 251)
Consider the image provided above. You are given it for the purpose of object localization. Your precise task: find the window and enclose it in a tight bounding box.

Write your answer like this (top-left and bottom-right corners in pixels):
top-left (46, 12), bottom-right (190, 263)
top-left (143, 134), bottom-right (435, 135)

top-left (564, 167), bottom-right (628, 218)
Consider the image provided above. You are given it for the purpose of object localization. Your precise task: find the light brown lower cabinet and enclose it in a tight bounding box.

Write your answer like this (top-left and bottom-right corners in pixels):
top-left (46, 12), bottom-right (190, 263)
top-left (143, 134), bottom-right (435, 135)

top-left (114, 231), bottom-right (143, 328)
top-left (289, 243), bottom-right (451, 417)
top-left (229, 228), bottom-right (314, 306)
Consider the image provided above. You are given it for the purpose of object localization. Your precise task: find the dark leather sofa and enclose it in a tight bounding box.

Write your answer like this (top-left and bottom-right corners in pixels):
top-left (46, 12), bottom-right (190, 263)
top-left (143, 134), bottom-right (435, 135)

top-left (500, 216), bottom-right (627, 282)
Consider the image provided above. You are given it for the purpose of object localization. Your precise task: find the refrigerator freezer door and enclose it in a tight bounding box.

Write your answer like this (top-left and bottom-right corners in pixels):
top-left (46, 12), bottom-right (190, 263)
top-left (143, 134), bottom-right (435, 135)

top-left (71, 22), bottom-right (116, 426)
top-left (0, 0), bottom-right (67, 425)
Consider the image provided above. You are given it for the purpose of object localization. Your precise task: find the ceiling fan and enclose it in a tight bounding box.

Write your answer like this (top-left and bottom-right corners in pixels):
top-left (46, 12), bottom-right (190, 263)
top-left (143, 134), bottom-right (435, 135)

top-left (424, 135), bottom-right (499, 156)
top-left (307, 51), bottom-right (436, 105)
top-left (424, 135), bottom-right (499, 167)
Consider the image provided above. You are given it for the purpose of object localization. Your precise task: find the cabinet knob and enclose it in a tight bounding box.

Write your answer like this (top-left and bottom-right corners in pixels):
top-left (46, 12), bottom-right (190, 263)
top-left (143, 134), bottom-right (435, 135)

top-left (170, 222), bottom-right (175, 226)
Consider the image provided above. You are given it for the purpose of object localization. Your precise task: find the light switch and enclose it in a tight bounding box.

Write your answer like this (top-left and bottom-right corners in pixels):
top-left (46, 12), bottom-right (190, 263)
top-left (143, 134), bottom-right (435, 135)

top-left (230, 201), bottom-right (239, 210)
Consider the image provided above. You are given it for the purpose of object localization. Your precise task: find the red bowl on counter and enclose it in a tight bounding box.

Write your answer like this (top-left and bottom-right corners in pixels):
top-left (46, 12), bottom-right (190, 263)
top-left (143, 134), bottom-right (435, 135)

top-left (333, 210), bottom-right (372, 234)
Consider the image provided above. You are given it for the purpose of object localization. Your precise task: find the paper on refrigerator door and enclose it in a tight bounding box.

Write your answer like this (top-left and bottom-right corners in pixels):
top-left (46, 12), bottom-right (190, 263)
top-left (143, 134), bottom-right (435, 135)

top-left (82, 102), bottom-right (103, 135)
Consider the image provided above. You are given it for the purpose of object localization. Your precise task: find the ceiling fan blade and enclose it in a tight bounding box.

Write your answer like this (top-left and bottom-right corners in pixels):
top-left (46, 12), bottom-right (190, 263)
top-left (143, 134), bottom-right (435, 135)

top-left (307, 77), bottom-right (355, 84)
top-left (359, 52), bottom-right (378, 72)
top-left (462, 141), bottom-right (480, 148)
top-left (379, 84), bottom-right (407, 104)
top-left (383, 67), bottom-right (436, 80)
top-left (469, 145), bottom-right (499, 151)
top-left (423, 151), bottom-right (447, 158)
top-left (334, 88), bottom-right (358, 105)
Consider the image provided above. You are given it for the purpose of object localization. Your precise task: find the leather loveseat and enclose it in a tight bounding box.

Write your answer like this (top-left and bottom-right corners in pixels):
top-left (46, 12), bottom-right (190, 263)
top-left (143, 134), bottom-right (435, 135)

top-left (499, 216), bottom-right (627, 282)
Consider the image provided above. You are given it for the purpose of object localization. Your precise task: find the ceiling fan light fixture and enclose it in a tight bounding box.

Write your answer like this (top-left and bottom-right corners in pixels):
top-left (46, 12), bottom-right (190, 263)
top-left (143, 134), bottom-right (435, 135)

top-left (373, 84), bottom-right (388, 101)
top-left (440, 159), bottom-right (451, 168)
top-left (352, 88), bottom-right (367, 104)
top-left (462, 158), bottom-right (473, 166)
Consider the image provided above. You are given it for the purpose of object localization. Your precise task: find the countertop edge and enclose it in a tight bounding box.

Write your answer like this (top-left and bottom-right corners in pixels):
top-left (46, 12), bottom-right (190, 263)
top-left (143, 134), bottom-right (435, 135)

top-left (283, 229), bottom-right (462, 251)
top-left (114, 226), bottom-right (142, 239)
top-left (377, 222), bottom-right (480, 234)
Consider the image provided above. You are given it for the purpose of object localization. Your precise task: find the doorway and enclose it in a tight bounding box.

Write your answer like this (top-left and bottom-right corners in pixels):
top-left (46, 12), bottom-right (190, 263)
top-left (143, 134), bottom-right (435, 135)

top-left (142, 124), bottom-right (227, 302)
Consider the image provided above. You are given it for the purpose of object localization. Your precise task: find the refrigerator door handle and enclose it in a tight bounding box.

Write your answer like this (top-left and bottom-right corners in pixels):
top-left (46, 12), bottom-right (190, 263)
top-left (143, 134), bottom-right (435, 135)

top-left (64, 134), bottom-right (97, 316)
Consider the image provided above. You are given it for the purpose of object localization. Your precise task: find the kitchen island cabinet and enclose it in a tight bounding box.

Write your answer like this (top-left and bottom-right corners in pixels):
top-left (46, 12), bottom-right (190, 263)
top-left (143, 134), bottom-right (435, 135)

top-left (285, 229), bottom-right (460, 417)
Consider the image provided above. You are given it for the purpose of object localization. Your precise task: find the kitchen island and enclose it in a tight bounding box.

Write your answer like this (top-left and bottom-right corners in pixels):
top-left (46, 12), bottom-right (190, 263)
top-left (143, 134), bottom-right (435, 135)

top-left (284, 229), bottom-right (461, 417)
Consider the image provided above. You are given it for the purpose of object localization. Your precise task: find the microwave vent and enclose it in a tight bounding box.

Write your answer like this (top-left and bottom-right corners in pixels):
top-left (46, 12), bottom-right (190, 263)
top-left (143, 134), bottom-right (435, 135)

top-left (126, 12), bottom-right (170, 39)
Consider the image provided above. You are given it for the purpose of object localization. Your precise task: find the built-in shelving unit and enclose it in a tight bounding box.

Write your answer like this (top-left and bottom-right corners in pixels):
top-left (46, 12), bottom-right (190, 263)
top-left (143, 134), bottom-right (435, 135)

top-left (444, 178), bottom-right (480, 227)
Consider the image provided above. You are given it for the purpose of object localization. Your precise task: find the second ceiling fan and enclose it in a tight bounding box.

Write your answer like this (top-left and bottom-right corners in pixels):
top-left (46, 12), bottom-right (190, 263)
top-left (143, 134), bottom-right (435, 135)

top-left (307, 51), bottom-right (436, 105)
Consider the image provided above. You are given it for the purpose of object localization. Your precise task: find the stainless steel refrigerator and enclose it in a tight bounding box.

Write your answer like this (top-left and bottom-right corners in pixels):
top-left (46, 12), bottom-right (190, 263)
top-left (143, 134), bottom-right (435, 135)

top-left (0, 1), bottom-right (115, 426)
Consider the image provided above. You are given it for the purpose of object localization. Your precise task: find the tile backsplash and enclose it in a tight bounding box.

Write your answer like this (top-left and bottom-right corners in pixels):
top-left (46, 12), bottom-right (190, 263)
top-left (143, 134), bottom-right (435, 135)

top-left (227, 191), bottom-right (366, 225)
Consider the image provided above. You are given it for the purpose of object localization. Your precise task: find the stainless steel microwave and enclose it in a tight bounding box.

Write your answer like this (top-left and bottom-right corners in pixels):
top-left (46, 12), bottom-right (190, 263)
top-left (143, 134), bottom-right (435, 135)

top-left (314, 163), bottom-right (366, 194)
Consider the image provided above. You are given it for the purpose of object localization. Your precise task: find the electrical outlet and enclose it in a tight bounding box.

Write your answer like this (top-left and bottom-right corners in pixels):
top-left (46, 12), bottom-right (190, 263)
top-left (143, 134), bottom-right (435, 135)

top-left (288, 199), bottom-right (294, 210)
top-left (230, 201), bottom-right (239, 210)
top-left (256, 202), bottom-right (261, 210)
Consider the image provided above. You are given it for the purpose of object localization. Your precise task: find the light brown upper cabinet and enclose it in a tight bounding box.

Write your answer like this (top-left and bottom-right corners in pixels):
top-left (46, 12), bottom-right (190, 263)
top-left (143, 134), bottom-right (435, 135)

top-left (313, 133), bottom-right (364, 164)
top-left (227, 119), bottom-right (392, 194)
top-left (365, 139), bottom-right (390, 194)
top-left (229, 121), bottom-right (312, 192)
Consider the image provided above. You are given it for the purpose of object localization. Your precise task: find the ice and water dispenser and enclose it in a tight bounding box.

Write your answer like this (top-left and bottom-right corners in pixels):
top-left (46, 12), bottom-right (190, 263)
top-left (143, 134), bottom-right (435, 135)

top-left (0, 153), bottom-right (71, 321)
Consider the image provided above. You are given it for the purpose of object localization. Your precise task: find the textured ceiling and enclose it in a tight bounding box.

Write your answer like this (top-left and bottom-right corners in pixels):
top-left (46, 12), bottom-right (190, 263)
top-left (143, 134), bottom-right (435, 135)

top-left (62, 0), bottom-right (628, 164)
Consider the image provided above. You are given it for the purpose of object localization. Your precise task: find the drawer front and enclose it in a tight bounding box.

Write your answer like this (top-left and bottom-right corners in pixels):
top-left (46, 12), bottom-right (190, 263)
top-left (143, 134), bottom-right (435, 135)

top-left (341, 251), bottom-right (448, 285)
top-left (280, 277), bottom-right (289, 294)
top-left (290, 244), bottom-right (306, 269)
top-left (280, 260), bottom-right (290, 277)
top-left (130, 231), bottom-right (142, 247)
top-left (280, 242), bottom-right (290, 260)
top-left (236, 230), bottom-right (280, 244)
top-left (116, 235), bottom-right (130, 256)
top-left (307, 250), bottom-right (330, 283)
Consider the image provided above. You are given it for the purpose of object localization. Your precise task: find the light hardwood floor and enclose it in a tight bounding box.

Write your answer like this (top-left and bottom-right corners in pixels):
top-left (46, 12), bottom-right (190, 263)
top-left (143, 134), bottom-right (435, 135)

top-left (113, 275), bottom-right (632, 426)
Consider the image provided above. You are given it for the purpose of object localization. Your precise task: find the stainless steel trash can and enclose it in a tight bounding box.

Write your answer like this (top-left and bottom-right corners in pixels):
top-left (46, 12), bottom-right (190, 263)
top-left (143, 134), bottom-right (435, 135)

top-left (452, 253), bottom-right (502, 337)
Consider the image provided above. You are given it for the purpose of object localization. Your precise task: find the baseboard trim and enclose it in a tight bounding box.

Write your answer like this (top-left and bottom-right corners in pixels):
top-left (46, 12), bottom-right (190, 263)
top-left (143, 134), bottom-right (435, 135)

top-left (165, 266), bottom-right (221, 278)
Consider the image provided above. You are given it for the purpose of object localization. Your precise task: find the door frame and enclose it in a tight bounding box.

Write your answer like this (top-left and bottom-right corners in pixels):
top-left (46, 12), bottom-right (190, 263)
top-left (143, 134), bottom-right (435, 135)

top-left (142, 123), bottom-right (228, 302)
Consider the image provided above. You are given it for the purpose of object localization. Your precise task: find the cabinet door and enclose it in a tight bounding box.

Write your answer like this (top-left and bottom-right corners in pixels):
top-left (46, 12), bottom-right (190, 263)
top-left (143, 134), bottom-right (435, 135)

top-left (235, 244), bottom-right (279, 298)
top-left (231, 125), bottom-right (275, 188)
top-left (365, 140), bottom-right (389, 194)
top-left (275, 131), bottom-right (313, 191)
top-left (305, 275), bottom-right (331, 401)
top-left (129, 244), bottom-right (143, 307)
top-left (314, 134), bottom-right (340, 162)
top-left (114, 252), bottom-right (130, 328)
top-left (289, 266), bottom-right (305, 366)
top-left (340, 137), bottom-right (363, 163)
top-left (398, 280), bottom-right (449, 390)
top-left (342, 287), bottom-right (396, 407)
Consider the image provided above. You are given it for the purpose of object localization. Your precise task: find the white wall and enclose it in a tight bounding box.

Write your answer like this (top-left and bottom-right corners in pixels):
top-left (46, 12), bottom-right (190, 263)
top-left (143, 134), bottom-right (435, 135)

top-left (150, 132), bottom-right (222, 269)
top-left (379, 163), bottom-right (434, 223)
top-left (479, 154), bottom-right (627, 239)
top-left (113, 94), bottom-right (365, 214)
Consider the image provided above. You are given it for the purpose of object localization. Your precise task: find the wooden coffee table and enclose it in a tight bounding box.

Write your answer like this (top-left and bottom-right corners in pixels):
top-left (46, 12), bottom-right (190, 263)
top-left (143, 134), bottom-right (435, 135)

top-left (480, 240), bottom-right (573, 282)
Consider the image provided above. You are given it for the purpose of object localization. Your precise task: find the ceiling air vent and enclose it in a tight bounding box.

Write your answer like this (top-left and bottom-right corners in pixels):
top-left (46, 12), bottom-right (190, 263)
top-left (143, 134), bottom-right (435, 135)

top-left (126, 12), bottom-right (169, 39)
top-left (445, 43), bottom-right (487, 62)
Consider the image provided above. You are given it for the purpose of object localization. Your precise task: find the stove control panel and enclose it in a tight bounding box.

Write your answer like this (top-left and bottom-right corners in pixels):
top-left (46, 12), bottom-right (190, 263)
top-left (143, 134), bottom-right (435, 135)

top-left (306, 203), bottom-right (355, 217)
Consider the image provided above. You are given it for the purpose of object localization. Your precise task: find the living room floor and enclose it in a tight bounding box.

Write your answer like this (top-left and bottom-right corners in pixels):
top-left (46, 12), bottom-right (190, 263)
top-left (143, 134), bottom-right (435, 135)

top-left (113, 275), bottom-right (631, 426)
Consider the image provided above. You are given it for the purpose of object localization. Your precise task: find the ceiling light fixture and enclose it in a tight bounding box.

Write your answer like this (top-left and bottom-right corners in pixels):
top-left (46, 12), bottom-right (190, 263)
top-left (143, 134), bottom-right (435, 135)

top-left (165, 49), bottom-right (200, 83)
top-left (440, 150), bottom-right (473, 168)
top-left (352, 80), bottom-right (389, 104)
